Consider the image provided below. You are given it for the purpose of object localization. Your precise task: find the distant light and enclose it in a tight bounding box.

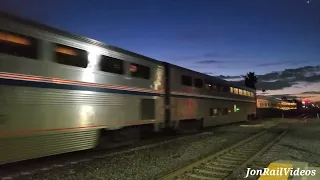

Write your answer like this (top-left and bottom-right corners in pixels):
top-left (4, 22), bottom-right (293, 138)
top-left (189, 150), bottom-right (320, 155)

top-left (302, 101), bottom-right (306, 104)
top-left (307, 1), bottom-right (310, 3)
top-left (236, 108), bottom-right (240, 111)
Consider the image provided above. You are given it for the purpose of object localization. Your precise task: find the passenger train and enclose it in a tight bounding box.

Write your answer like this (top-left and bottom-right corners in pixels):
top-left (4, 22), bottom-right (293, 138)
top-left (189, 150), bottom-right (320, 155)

top-left (0, 12), bottom-right (256, 165)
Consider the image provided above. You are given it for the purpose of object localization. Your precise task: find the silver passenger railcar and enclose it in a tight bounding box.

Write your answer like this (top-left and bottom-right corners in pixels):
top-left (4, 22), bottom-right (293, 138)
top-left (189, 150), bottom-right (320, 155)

top-left (0, 13), bottom-right (165, 164)
top-left (167, 64), bottom-right (256, 130)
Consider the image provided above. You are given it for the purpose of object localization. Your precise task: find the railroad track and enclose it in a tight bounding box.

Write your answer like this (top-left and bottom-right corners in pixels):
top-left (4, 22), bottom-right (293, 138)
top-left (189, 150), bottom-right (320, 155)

top-left (159, 125), bottom-right (289, 180)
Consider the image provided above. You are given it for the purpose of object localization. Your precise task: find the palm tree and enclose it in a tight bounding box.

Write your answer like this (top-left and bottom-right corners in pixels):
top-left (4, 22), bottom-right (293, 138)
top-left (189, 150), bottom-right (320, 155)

top-left (243, 72), bottom-right (258, 120)
top-left (244, 72), bottom-right (258, 90)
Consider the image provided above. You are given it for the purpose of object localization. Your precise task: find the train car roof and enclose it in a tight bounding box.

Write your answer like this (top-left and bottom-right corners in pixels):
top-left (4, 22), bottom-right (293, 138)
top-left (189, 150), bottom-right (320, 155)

top-left (0, 11), bottom-right (162, 64)
top-left (169, 63), bottom-right (233, 84)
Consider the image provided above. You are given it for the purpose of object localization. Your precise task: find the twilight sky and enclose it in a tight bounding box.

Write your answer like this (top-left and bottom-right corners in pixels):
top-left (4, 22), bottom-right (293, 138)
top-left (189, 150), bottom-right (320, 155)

top-left (1, 0), bottom-right (320, 101)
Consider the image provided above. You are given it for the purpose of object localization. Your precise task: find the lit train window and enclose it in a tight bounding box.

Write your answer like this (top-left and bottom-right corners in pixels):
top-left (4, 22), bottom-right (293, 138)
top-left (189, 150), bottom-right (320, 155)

top-left (230, 87), bottom-right (234, 93)
top-left (194, 78), bottom-right (203, 88)
top-left (181, 75), bottom-right (192, 86)
top-left (129, 64), bottom-right (137, 72)
top-left (239, 89), bottom-right (243, 95)
top-left (54, 44), bottom-right (88, 68)
top-left (99, 55), bottom-right (123, 74)
top-left (234, 88), bottom-right (239, 94)
top-left (130, 63), bottom-right (150, 79)
top-left (0, 30), bottom-right (38, 59)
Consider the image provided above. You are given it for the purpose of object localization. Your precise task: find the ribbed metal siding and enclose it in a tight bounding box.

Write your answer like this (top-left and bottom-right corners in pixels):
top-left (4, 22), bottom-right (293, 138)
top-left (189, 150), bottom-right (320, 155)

top-left (0, 129), bottom-right (99, 165)
top-left (4, 87), bottom-right (125, 105)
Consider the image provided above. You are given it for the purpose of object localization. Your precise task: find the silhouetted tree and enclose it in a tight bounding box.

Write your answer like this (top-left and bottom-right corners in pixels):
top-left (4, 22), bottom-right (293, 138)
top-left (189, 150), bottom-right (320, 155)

top-left (262, 89), bottom-right (266, 92)
top-left (244, 72), bottom-right (258, 90)
top-left (281, 96), bottom-right (287, 101)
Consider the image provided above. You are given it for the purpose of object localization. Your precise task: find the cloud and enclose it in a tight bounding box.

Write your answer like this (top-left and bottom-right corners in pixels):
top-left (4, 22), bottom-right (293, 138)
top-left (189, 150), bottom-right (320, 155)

top-left (257, 61), bottom-right (294, 67)
top-left (195, 60), bottom-right (227, 64)
top-left (256, 81), bottom-right (295, 90)
top-left (257, 65), bottom-right (320, 82)
top-left (203, 72), bottom-right (215, 75)
top-left (267, 94), bottom-right (298, 99)
top-left (217, 75), bottom-right (242, 79)
top-left (202, 52), bottom-right (236, 58)
top-left (300, 91), bottom-right (320, 94)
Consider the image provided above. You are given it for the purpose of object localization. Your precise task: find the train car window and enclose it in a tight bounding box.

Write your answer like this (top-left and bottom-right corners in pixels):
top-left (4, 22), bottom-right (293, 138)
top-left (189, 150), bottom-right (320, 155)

top-left (194, 78), bottom-right (203, 88)
top-left (217, 108), bottom-right (222, 115)
top-left (99, 55), bottom-right (124, 74)
top-left (129, 63), bottom-right (150, 79)
top-left (214, 109), bottom-right (218, 115)
top-left (181, 75), bottom-right (192, 86)
top-left (216, 84), bottom-right (221, 92)
top-left (205, 80), bottom-right (212, 89)
top-left (54, 44), bottom-right (88, 68)
top-left (222, 86), bottom-right (229, 92)
top-left (234, 88), bottom-right (239, 94)
top-left (222, 108), bottom-right (228, 115)
top-left (230, 87), bottom-right (234, 93)
top-left (212, 85), bottom-right (217, 92)
top-left (239, 89), bottom-right (243, 95)
top-left (0, 30), bottom-right (38, 59)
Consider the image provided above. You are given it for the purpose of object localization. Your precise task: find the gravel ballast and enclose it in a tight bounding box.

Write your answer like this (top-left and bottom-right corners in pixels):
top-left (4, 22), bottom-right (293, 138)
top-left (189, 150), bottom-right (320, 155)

top-left (236, 119), bottom-right (320, 180)
top-left (13, 124), bottom-right (265, 180)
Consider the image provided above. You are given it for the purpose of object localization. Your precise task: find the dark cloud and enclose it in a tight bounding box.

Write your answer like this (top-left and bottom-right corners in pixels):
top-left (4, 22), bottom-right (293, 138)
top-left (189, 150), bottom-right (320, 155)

top-left (217, 75), bottom-right (242, 79)
top-left (246, 80), bottom-right (294, 90)
top-left (227, 79), bottom-right (294, 91)
top-left (203, 72), bottom-right (215, 75)
top-left (269, 94), bottom-right (298, 99)
top-left (257, 61), bottom-right (294, 67)
top-left (202, 52), bottom-right (236, 58)
top-left (195, 60), bottom-right (227, 64)
top-left (300, 91), bottom-right (320, 94)
top-left (258, 65), bottom-right (320, 81)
